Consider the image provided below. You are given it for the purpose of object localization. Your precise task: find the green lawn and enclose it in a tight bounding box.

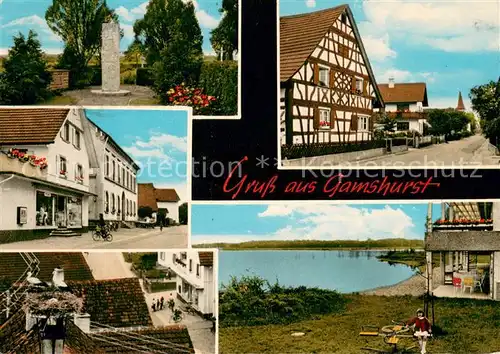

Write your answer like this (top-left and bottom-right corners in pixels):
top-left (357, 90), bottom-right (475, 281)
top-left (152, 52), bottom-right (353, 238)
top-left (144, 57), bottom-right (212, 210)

top-left (39, 95), bottom-right (78, 105)
top-left (220, 295), bottom-right (500, 354)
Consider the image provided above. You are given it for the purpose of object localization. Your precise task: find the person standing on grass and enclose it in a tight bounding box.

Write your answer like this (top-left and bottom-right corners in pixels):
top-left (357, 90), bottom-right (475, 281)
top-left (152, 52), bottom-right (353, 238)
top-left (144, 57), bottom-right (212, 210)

top-left (406, 308), bottom-right (432, 354)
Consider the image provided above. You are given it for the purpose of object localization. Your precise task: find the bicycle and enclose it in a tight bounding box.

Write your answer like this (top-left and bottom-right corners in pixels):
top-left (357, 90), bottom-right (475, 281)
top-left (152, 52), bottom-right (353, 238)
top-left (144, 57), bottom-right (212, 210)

top-left (360, 320), bottom-right (426, 353)
top-left (171, 309), bottom-right (183, 323)
top-left (92, 225), bottom-right (113, 242)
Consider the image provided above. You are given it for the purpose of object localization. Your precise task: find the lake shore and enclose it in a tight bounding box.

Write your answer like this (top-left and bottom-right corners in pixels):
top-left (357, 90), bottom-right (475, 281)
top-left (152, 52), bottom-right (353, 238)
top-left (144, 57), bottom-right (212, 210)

top-left (361, 267), bottom-right (440, 296)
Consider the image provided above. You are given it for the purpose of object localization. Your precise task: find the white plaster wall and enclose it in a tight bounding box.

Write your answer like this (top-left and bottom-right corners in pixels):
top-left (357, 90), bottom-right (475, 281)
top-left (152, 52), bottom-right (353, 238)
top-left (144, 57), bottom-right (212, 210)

top-left (385, 103), bottom-right (422, 112)
top-left (494, 252), bottom-right (500, 300)
top-left (157, 201), bottom-right (179, 223)
top-left (0, 177), bottom-right (36, 230)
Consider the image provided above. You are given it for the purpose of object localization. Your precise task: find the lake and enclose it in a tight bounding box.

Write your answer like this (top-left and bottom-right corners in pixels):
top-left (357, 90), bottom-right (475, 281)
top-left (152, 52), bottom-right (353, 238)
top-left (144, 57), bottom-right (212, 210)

top-left (219, 250), bottom-right (416, 293)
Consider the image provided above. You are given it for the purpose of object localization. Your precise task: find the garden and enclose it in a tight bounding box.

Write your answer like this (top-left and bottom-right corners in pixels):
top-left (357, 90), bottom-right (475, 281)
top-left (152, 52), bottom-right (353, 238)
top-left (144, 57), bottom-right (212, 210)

top-left (0, 0), bottom-right (238, 116)
top-left (123, 252), bottom-right (176, 293)
top-left (219, 276), bottom-right (500, 354)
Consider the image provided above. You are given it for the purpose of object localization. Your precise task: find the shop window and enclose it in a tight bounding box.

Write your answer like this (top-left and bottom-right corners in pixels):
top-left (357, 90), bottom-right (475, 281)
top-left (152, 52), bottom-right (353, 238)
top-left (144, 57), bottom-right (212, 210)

top-left (67, 197), bottom-right (82, 227)
top-left (36, 191), bottom-right (54, 226)
top-left (55, 196), bottom-right (67, 227)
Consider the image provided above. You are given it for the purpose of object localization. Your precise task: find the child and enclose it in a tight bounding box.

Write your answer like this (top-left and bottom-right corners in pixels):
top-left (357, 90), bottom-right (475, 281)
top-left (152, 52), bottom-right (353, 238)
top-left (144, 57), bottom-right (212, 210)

top-left (406, 308), bottom-right (432, 354)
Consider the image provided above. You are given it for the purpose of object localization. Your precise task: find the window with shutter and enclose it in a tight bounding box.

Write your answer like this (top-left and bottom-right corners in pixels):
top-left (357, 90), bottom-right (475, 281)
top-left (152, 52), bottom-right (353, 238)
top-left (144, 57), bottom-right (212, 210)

top-left (329, 70), bottom-right (335, 89)
top-left (313, 64), bottom-right (319, 85)
top-left (351, 76), bottom-right (356, 91)
top-left (351, 115), bottom-right (358, 131)
top-left (363, 80), bottom-right (368, 95)
top-left (313, 108), bottom-right (320, 129)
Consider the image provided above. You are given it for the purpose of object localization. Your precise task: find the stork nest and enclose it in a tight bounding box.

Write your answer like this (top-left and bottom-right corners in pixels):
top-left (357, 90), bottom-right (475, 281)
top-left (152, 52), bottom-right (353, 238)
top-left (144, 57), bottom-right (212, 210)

top-left (23, 291), bottom-right (83, 316)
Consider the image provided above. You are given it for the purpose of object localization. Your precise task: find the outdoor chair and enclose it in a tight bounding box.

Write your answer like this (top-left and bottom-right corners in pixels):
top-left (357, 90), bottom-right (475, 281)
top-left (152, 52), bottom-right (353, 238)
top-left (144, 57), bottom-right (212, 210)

top-left (452, 276), bottom-right (462, 294)
top-left (474, 273), bottom-right (485, 292)
top-left (462, 277), bottom-right (474, 293)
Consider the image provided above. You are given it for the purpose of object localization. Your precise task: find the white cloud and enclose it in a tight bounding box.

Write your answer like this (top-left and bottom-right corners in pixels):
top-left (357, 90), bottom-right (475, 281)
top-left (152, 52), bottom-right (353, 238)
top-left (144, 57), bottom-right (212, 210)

top-left (360, 33), bottom-right (397, 62)
top-left (373, 66), bottom-right (438, 84)
top-left (305, 0), bottom-right (316, 8)
top-left (1, 15), bottom-right (61, 42)
top-left (120, 23), bottom-right (135, 42)
top-left (428, 96), bottom-right (472, 111)
top-left (258, 204), bottom-right (418, 241)
top-left (361, 0), bottom-right (499, 53)
top-left (183, 0), bottom-right (220, 29)
top-left (115, 2), bottom-right (149, 23)
top-left (0, 47), bottom-right (62, 56)
top-left (135, 133), bottom-right (188, 153)
top-left (192, 234), bottom-right (261, 244)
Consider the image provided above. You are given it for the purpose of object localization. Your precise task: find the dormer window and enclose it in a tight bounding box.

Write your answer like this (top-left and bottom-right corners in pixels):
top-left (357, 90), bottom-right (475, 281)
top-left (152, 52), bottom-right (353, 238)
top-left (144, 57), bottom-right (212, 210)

top-left (318, 66), bottom-right (329, 87)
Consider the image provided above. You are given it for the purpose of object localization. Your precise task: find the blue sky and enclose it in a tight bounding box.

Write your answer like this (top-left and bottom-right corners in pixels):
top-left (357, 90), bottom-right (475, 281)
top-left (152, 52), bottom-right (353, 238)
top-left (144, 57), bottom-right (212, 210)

top-left (85, 108), bottom-right (188, 202)
top-left (191, 203), bottom-right (445, 244)
top-left (281, 0), bottom-right (500, 110)
top-left (0, 0), bottom-right (222, 55)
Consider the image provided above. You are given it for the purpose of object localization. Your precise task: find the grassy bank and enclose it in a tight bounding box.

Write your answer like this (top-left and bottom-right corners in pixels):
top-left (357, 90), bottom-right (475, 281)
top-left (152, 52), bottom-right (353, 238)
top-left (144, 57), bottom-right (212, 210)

top-left (377, 249), bottom-right (426, 270)
top-left (220, 294), bottom-right (500, 353)
top-left (195, 239), bottom-right (424, 250)
top-left (220, 276), bottom-right (347, 327)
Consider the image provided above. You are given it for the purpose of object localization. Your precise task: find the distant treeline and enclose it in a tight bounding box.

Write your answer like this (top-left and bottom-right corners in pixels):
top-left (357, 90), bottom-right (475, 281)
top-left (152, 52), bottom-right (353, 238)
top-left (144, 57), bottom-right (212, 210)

top-left (194, 239), bottom-right (424, 250)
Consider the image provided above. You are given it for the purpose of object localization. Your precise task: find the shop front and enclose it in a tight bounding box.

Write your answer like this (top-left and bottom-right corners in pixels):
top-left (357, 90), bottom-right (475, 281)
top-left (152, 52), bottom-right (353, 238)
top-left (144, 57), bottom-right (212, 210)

top-left (35, 190), bottom-right (83, 229)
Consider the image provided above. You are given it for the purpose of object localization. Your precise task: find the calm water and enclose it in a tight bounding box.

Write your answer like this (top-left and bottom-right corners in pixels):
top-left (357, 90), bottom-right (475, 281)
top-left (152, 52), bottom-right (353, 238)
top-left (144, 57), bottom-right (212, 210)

top-left (219, 250), bottom-right (416, 293)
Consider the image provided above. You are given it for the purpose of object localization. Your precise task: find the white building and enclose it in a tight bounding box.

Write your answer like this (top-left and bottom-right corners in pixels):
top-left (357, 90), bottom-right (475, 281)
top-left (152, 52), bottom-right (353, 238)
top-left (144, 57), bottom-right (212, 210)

top-left (82, 116), bottom-right (139, 225)
top-left (157, 250), bottom-right (215, 315)
top-left (0, 108), bottom-right (94, 240)
top-left (376, 79), bottom-right (430, 135)
top-left (280, 5), bottom-right (385, 146)
top-left (138, 183), bottom-right (180, 223)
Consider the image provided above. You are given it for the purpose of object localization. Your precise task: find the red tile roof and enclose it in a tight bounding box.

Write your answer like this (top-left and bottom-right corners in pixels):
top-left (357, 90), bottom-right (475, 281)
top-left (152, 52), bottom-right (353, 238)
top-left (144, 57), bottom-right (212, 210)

top-left (0, 310), bottom-right (40, 354)
top-left (199, 252), bottom-right (214, 267)
top-left (67, 278), bottom-right (153, 328)
top-left (280, 5), bottom-right (384, 107)
top-left (95, 325), bottom-right (195, 353)
top-left (0, 252), bottom-right (94, 290)
top-left (378, 82), bottom-right (429, 106)
top-left (0, 108), bottom-right (69, 145)
top-left (138, 183), bottom-right (180, 211)
top-left (280, 5), bottom-right (347, 81)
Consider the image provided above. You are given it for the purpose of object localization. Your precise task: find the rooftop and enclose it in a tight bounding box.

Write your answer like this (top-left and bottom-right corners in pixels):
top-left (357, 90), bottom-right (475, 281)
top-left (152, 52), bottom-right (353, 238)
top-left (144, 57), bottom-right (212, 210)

top-left (378, 82), bottom-right (429, 106)
top-left (138, 183), bottom-right (180, 212)
top-left (0, 108), bottom-right (69, 145)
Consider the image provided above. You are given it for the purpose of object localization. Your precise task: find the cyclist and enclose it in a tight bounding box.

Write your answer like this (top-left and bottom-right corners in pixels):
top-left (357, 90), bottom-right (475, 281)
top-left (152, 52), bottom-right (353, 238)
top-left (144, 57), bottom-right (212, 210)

top-left (406, 308), bottom-right (432, 354)
top-left (95, 213), bottom-right (108, 238)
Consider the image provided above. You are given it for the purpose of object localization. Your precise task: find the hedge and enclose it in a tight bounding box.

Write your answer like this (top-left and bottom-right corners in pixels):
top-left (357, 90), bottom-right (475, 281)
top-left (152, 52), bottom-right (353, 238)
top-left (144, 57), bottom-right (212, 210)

top-left (282, 140), bottom-right (386, 159)
top-left (198, 61), bottom-right (238, 116)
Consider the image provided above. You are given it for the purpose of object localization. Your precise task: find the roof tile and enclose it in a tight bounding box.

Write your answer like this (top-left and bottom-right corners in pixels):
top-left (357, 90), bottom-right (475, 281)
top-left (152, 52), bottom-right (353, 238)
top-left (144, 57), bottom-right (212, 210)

top-left (0, 108), bottom-right (69, 145)
top-left (378, 83), bottom-right (428, 105)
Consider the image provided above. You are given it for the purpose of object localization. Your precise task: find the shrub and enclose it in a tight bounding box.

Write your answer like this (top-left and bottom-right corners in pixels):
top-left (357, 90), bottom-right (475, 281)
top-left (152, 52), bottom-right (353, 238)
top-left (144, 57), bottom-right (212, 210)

top-left (219, 275), bottom-right (347, 327)
top-left (198, 61), bottom-right (238, 115)
top-left (281, 140), bottom-right (386, 160)
top-left (0, 31), bottom-right (52, 104)
top-left (136, 68), bottom-right (154, 86)
top-left (121, 69), bottom-right (136, 85)
top-left (89, 66), bottom-right (101, 86)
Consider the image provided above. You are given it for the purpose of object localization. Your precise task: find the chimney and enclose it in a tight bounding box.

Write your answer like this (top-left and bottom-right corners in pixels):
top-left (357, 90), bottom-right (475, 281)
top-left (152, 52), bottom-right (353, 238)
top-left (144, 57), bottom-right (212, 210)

top-left (73, 313), bottom-right (91, 333)
top-left (388, 77), bottom-right (395, 88)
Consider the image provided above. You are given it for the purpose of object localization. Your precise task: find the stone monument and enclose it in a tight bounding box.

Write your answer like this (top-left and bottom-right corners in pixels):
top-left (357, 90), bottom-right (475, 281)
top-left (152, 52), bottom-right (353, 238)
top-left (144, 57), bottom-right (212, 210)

top-left (91, 22), bottom-right (130, 96)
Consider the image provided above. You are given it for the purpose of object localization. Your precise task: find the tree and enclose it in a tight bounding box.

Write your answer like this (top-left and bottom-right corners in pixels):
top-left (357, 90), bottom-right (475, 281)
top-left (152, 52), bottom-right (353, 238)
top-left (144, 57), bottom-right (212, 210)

top-left (138, 206), bottom-right (153, 219)
top-left (448, 111), bottom-right (469, 133)
top-left (428, 109), bottom-right (451, 137)
top-left (133, 0), bottom-right (203, 98)
top-left (46, 0), bottom-right (118, 87)
top-left (0, 31), bottom-right (52, 105)
top-left (179, 203), bottom-right (188, 225)
top-left (470, 78), bottom-right (500, 144)
top-left (125, 40), bottom-right (145, 68)
top-left (379, 113), bottom-right (397, 134)
top-left (133, 0), bottom-right (203, 66)
top-left (210, 0), bottom-right (238, 60)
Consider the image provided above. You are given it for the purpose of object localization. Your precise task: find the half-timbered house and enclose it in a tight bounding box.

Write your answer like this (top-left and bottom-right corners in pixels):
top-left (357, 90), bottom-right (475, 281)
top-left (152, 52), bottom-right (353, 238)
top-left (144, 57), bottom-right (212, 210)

top-left (280, 5), bottom-right (384, 146)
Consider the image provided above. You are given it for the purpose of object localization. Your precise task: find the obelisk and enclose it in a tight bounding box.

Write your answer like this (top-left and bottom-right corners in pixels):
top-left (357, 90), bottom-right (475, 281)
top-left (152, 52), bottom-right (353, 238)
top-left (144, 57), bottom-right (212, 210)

top-left (92, 22), bottom-right (130, 96)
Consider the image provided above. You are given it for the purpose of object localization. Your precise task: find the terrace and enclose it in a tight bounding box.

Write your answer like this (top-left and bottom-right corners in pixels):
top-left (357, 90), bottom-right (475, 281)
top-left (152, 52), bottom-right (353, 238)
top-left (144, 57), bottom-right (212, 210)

top-left (425, 202), bottom-right (500, 300)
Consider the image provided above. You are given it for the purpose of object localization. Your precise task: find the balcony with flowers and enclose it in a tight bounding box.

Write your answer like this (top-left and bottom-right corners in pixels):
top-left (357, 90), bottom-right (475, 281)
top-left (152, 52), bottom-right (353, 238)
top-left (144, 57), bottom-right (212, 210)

top-left (1, 148), bottom-right (48, 179)
top-left (433, 218), bottom-right (493, 231)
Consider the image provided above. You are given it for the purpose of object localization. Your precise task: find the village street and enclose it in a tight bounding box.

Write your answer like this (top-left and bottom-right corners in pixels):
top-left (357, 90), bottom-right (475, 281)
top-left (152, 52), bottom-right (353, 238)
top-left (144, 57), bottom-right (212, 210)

top-left (0, 225), bottom-right (188, 250)
top-left (352, 134), bottom-right (499, 167)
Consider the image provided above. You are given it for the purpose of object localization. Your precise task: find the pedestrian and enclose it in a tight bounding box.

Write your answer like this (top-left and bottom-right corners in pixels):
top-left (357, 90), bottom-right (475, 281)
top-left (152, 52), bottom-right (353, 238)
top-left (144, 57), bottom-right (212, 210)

top-left (160, 219), bottom-right (163, 231)
top-left (152, 298), bottom-right (156, 312)
top-left (160, 296), bottom-right (164, 310)
top-left (157, 298), bottom-right (160, 310)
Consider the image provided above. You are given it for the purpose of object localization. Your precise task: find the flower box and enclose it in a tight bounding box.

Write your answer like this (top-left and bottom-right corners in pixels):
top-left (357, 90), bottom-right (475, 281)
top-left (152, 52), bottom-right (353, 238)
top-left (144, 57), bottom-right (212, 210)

top-left (59, 170), bottom-right (67, 178)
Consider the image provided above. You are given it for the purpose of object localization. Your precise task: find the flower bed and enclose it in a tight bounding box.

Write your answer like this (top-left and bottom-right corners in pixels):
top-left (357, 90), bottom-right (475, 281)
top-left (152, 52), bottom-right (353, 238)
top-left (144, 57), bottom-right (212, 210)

top-left (166, 84), bottom-right (216, 115)
top-left (433, 219), bottom-right (493, 231)
top-left (434, 218), bottom-right (493, 226)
